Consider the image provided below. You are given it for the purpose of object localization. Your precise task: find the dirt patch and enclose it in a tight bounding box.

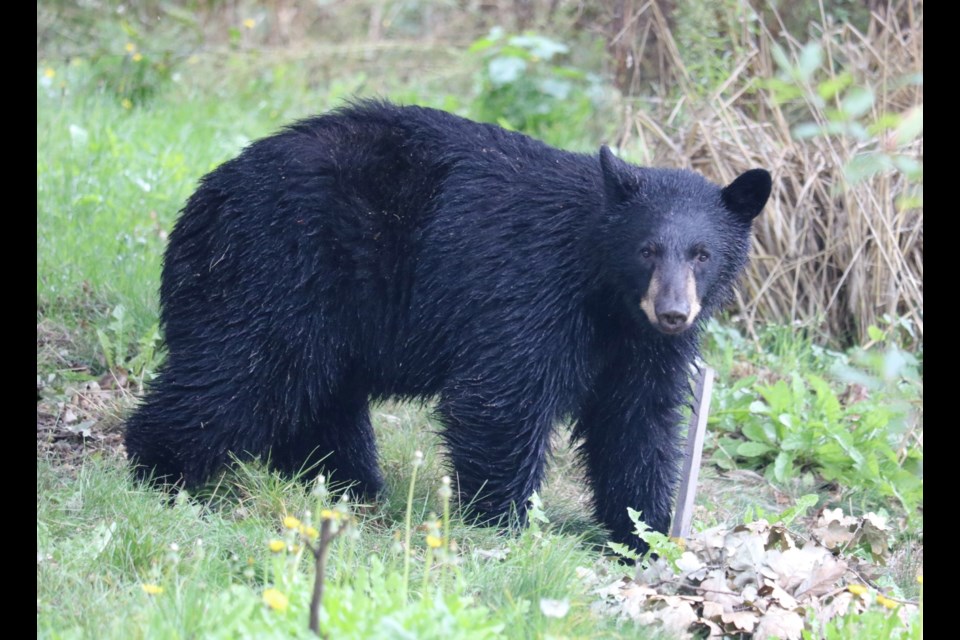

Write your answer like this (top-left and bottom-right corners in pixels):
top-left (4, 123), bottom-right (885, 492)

top-left (37, 379), bottom-right (132, 471)
top-left (37, 318), bottom-right (134, 472)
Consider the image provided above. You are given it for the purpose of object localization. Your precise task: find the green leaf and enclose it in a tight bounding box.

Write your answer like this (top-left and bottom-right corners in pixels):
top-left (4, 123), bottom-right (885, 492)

top-left (607, 541), bottom-right (640, 561)
top-left (841, 87), bottom-right (874, 118)
top-left (891, 72), bottom-right (923, 89)
top-left (759, 380), bottom-right (791, 414)
top-left (508, 34), bottom-right (568, 60)
top-left (807, 374), bottom-right (841, 422)
top-left (780, 431), bottom-right (810, 451)
top-left (775, 493), bottom-right (818, 525)
top-left (845, 152), bottom-right (891, 182)
top-left (867, 325), bottom-right (885, 342)
top-left (831, 430), bottom-right (865, 466)
top-left (896, 190), bottom-right (923, 211)
top-left (771, 44), bottom-right (793, 74)
top-left (881, 346), bottom-right (910, 381)
top-left (777, 413), bottom-right (795, 430)
top-left (895, 104), bottom-right (923, 145)
top-left (773, 450), bottom-right (794, 482)
top-left (742, 422), bottom-right (773, 444)
top-left (892, 155), bottom-right (922, 180)
top-left (792, 122), bottom-right (822, 139)
top-left (817, 72), bottom-right (853, 100)
top-left (737, 441), bottom-right (775, 457)
top-left (718, 436), bottom-right (744, 459)
top-left (844, 121), bottom-right (869, 141)
top-left (798, 42), bottom-right (824, 81)
top-left (96, 328), bottom-right (115, 371)
top-left (488, 56), bottom-right (526, 85)
top-left (765, 77), bottom-right (804, 103)
top-left (467, 37), bottom-right (496, 54)
top-left (748, 400), bottom-right (769, 414)
top-left (867, 113), bottom-right (904, 135)
top-left (537, 78), bottom-right (571, 100)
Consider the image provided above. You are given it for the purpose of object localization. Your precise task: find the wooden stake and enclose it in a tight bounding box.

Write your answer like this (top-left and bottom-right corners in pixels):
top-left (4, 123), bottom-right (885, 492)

top-left (670, 365), bottom-right (715, 539)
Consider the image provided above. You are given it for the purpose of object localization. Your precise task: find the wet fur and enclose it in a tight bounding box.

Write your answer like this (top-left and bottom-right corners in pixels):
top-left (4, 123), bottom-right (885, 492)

top-left (125, 101), bottom-right (771, 550)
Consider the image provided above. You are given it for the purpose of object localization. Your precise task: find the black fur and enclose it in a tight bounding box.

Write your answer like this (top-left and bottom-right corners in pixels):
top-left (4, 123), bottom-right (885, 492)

top-left (125, 101), bottom-right (771, 550)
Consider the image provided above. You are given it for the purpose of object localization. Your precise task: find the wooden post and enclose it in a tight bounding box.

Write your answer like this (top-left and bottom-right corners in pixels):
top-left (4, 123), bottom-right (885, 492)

top-left (670, 365), bottom-right (714, 539)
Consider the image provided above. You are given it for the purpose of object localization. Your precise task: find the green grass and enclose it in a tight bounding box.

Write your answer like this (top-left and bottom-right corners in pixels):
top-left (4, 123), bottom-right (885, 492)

top-left (37, 61), bottom-right (310, 342)
top-left (37, 417), bottom-right (636, 639)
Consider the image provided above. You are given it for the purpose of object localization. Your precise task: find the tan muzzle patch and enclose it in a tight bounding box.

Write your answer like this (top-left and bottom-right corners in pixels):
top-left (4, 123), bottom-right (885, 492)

top-left (639, 267), bottom-right (702, 331)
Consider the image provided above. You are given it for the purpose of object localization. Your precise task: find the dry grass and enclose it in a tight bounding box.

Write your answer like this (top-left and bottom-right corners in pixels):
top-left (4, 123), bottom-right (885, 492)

top-left (620, 1), bottom-right (923, 347)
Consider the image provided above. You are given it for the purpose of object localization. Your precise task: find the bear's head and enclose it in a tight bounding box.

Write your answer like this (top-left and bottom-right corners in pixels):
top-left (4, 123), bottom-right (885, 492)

top-left (597, 146), bottom-right (771, 335)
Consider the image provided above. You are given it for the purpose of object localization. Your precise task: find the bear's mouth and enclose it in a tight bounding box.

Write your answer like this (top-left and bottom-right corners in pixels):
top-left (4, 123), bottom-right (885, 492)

top-left (654, 318), bottom-right (692, 335)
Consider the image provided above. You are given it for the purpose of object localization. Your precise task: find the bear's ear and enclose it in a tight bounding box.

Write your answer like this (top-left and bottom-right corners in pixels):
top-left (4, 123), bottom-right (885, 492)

top-left (599, 145), bottom-right (642, 205)
top-left (721, 169), bottom-right (772, 223)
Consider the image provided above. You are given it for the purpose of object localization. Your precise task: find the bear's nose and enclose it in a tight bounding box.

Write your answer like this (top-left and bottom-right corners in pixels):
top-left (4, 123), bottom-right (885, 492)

top-left (658, 311), bottom-right (689, 332)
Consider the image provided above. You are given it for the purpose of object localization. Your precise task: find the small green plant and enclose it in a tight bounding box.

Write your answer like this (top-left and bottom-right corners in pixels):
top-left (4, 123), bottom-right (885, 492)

top-left (467, 28), bottom-right (609, 142)
top-left (254, 451), bottom-right (499, 637)
top-left (708, 321), bottom-right (922, 521)
top-left (607, 508), bottom-right (684, 569)
top-left (766, 40), bottom-right (923, 209)
top-left (87, 38), bottom-right (176, 108)
top-left (673, 0), bottom-right (761, 95)
top-left (743, 493), bottom-right (819, 527)
top-left (96, 304), bottom-right (163, 392)
top-left (524, 491), bottom-right (550, 535)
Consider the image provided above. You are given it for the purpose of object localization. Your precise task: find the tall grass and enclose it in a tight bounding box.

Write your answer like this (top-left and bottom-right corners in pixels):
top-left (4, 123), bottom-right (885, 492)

top-left (617, 1), bottom-right (923, 346)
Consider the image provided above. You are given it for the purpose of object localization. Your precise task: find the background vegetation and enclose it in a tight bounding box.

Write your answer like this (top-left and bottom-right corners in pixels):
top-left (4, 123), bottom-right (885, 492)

top-left (38, 1), bottom-right (922, 637)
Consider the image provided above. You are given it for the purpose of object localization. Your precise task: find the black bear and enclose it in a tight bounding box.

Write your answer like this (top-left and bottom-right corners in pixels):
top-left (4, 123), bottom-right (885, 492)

top-left (126, 100), bottom-right (771, 550)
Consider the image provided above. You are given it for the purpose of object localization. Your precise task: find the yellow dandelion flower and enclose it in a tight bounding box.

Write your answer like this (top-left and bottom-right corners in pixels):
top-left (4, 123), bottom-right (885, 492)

top-left (132, 52), bottom-right (143, 62)
top-left (426, 534), bottom-right (443, 549)
top-left (283, 515), bottom-right (301, 529)
top-left (141, 583), bottom-right (164, 595)
top-left (121, 98), bottom-right (133, 110)
top-left (268, 539), bottom-right (286, 553)
top-left (301, 525), bottom-right (319, 539)
top-left (262, 588), bottom-right (289, 612)
top-left (847, 584), bottom-right (869, 597)
top-left (876, 595), bottom-right (897, 609)
top-left (917, 575), bottom-right (923, 585)
top-left (320, 509), bottom-right (341, 521)
top-left (243, 18), bottom-right (256, 30)
top-left (125, 42), bottom-right (136, 53)
top-left (44, 67), bottom-right (55, 79)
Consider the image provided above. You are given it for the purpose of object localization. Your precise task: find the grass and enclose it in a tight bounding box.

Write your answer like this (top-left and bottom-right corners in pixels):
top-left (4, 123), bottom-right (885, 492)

top-left (38, 62), bottom-right (306, 340)
top-left (38, 12), bottom-right (920, 637)
top-left (37, 420), bottom-right (636, 639)
top-left (618, 0), bottom-right (923, 347)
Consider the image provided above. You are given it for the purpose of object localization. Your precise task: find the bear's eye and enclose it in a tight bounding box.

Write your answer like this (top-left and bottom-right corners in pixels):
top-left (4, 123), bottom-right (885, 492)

top-left (697, 250), bottom-right (710, 263)
top-left (640, 247), bottom-right (654, 259)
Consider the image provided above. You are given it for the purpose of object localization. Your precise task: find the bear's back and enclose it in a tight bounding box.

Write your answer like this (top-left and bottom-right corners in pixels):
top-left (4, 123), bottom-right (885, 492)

top-left (159, 102), bottom-right (601, 398)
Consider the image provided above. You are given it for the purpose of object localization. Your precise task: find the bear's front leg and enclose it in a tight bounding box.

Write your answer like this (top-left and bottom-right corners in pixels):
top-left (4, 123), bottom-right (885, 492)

top-left (436, 380), bottom-right (559, 527)
top-left (575, 353), bottom-right (690, 554)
